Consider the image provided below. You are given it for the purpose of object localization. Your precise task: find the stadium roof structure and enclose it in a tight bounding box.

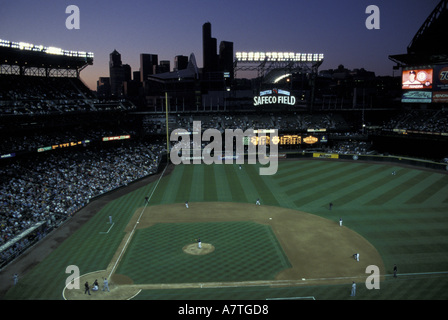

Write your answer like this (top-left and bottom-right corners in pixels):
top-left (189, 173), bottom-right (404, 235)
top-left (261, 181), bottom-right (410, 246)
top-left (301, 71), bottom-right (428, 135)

top-left (234, 51), bottom-right (324, 83)
top-left (389, 0), bottom-right (448, 67)
top-left (147, 53), bottom-right (199, 82)
top-left (0, 39), bottom-right (94, 77)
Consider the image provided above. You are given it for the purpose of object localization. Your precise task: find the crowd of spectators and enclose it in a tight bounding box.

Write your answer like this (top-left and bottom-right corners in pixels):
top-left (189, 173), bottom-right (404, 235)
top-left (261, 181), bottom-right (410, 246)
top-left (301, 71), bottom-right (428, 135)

top-left (0, 75), bottom-right (136, 116)
top-left (326, 140), bottom-right (372, 155)
top-left (1, 125), bottom-right (139, 155)
top-left (142, 112), bottom-right (352, 134)
top-left (0, 139), bottom-right (166, 266)
top-left (380, 109), bottom-right (448, 133)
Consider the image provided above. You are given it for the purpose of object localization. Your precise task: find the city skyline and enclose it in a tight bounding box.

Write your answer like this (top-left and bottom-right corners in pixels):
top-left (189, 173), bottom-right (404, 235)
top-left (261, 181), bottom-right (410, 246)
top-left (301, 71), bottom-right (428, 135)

top-left (0, 0), bottom-right (440, 91)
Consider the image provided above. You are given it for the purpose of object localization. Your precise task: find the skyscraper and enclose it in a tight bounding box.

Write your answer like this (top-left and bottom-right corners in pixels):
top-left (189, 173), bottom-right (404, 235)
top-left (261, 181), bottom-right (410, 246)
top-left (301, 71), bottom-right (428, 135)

top-left (174, 55), bottom-right (188, 71)
top-left (140, 53), bottom-right (158, 83)
top-left (219, 41), bottom-right (234, 80)
top-left (202, 22), bottom-right (218, 74)
top-left (109, 49), bottom-right (125, 97)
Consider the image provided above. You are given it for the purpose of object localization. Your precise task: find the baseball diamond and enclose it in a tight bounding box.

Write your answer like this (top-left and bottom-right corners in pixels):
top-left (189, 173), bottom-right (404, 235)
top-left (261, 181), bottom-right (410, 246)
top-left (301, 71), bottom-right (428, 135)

top-left (2, 160), bottom-right (448, 300)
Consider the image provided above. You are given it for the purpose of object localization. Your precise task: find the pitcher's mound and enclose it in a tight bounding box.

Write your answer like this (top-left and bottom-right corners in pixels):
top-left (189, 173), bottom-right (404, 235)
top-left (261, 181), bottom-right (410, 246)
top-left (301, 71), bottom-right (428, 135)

top-left (183, 243), bottom-right (215, 255)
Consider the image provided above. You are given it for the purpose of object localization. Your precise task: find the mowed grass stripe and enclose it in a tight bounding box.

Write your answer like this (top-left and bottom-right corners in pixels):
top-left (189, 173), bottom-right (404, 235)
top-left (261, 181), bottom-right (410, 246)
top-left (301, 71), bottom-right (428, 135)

top-left (286, 162), bottom-right (361, 197)
top-left (365, 170), bottom-right (429, 206)
top-left (213, 164), bottom-right (233, 201)
top-left (273, 160), bottom-right (328, 181)
top-left (174, 165), bottom-right (194, 203)
top-left (189, 165), bottom-right (204, 201)
top-left (405, 174), bottom-right (448, 205)
top-left (291, 163), bottom-right (388, 208)
top-left (245, 165), bottom-right (280, 206)
top-left (203, 164), bottom-right (218, 201)
top-left (277, 161), bottom-right (343, 188)
top-left (327, 166), bottom-right (400, 206)
top-left (223, 164), bottom-right (248, 203)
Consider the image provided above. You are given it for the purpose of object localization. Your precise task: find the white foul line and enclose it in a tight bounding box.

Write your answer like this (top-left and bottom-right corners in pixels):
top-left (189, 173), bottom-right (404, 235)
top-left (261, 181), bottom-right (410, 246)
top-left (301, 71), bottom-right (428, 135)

top-left (107, 164), bottom-right (169, 279)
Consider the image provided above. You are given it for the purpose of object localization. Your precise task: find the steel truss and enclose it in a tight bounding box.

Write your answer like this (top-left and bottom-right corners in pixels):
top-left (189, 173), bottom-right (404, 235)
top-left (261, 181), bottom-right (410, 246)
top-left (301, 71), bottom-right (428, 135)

top-left (0, 63), bottom-right (80, 77)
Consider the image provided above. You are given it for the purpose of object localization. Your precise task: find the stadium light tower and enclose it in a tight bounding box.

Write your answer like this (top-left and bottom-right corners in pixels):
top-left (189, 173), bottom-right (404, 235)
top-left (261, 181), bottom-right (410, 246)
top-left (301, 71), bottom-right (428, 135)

top-left (234, 51), bottom-right (324, 79)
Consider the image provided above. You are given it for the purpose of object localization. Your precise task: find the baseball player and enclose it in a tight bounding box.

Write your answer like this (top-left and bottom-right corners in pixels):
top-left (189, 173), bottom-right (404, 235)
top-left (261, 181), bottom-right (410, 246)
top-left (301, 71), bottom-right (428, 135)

top-left (185, 201), bottom-right (189, 209)
top-left (256, 198), bottom-right (261, 205)
top-left (339, 218), bottom-right (342, 227)
top-left (197, 238), bottom-right (202, 249)
top-left (350, 281), bottom-right (356, 296)
top-left (84, 281), bottom-right (91, 295)
top-left (102, 277), bottom-right (110, 292)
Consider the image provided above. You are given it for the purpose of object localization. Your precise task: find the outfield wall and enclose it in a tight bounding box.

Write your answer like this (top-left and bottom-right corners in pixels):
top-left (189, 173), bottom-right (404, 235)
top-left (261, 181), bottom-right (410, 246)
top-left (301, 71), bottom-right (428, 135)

top-left (284, 151), bottom-right (448, 172)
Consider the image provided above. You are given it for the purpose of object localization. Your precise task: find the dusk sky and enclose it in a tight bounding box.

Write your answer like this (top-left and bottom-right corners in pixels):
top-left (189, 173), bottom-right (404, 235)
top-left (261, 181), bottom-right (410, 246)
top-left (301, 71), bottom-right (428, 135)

top-left (0, 0), bottom-right (440, 90)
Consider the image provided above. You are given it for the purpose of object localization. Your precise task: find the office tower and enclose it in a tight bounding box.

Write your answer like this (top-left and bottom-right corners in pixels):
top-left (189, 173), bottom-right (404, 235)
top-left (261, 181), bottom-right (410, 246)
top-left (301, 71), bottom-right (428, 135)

top-left (158, 60), bottom-right (170, 74)
top-left (122, 64), bottom-right (132, 82)
top-left (219, 41), bottom-right (234, 80)
top-left (133, 71), bottom-right (141, 82)
top-left (140, 53), bottom-right (158, 82)
top-left (202, 22), bottom-right (218, 74)
top-left (97, 77), bottom-right (111, 98)
top-left (174, 55), bottom-right (188, 71)
top-left (109, 49), bottom-right (125, 96)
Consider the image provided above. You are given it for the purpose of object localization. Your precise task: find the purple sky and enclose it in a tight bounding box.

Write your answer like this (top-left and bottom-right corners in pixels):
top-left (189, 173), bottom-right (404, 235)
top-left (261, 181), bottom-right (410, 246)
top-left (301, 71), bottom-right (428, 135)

top-left (0, 0), bottom-right (440, 90)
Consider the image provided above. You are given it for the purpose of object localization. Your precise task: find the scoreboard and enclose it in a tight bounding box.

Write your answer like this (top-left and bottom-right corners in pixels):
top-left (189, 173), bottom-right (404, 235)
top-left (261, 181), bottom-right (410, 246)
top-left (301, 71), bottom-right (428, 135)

top-left (243, 134), bottom-right (327, 146)
top-left (402, 65), bottom-right (448, 103)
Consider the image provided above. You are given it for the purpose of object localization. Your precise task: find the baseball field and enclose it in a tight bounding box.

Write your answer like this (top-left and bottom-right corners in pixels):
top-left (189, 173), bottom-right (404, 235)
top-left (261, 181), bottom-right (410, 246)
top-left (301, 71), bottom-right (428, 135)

top-left (2, 159), bottom-right (448, 300)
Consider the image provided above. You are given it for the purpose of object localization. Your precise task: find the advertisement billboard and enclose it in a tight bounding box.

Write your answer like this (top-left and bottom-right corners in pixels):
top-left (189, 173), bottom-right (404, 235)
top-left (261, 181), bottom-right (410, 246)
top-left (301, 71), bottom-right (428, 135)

top-left (253, 89), bottom-right (296, 106)
top-left (401, 91), bottom-right (432, 103)
top-left (402, 68), bottom-right (433, 90)
top-left (432, 92), bottom-right (448, 104)
top-left (433, 65), bottom-right (448, 91)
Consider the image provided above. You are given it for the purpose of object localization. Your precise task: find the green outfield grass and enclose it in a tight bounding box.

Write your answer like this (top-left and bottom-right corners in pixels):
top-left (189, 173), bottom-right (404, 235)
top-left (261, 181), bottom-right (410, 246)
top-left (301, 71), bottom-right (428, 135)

top-left (4, 160), bottom-right (448, 300)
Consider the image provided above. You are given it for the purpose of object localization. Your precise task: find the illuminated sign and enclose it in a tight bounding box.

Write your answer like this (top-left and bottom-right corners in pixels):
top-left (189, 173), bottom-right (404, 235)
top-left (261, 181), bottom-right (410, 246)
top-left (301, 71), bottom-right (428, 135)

top-left (38, 140), bottom-right (90, 152)
top-left (1, 153), bottom-right (15, 159)
top-left (303, 136), bottom-right (318, 144)
top-left (244, 134), bottom-right (322, 145)
top-left (245, 134), bottom-right (302, 146)
top-left (401, 91), bottom-right (432, 103)
top-left (254, 89), bottom-right (296, 106)
top-left (434, 65), bottom-right (448, 91)
top-left (313, 153), bottom-right (339, 159)
top-left (433, 92), bottom-right (448, 103)
top-left (307, 128), bottom-right (327, 132)
top-left (402, 68), bottom-right (433, 90)
top-left (102, 135), bottom-right (131, 141)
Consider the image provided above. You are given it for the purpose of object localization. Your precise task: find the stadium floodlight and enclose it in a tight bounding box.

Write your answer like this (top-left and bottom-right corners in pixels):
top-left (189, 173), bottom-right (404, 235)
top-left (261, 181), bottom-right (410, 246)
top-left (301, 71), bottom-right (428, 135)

top-left (236, 51), bottom-right (324, 62)
top-left (19, 42), bottom-right (33, 50)
top-left (0, 38), bottom-right (94, 59)
top-left (46, 46), bottom-right (64, 55)
top-left (0, 39), bottom-right (10, 47)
